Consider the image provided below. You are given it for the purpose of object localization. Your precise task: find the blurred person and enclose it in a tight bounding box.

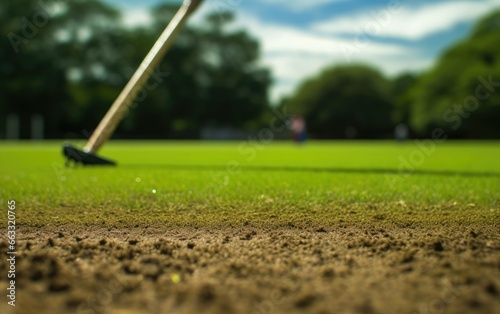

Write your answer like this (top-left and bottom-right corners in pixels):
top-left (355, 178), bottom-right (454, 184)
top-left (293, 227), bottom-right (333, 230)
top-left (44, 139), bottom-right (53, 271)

top-left (291, 116), bottom-right (307, 144)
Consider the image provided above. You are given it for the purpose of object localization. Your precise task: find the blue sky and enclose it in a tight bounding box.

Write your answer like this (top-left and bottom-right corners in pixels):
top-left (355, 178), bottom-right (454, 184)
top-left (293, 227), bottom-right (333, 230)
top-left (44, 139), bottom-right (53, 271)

top-left (105, 0), bottom-right (500, 102)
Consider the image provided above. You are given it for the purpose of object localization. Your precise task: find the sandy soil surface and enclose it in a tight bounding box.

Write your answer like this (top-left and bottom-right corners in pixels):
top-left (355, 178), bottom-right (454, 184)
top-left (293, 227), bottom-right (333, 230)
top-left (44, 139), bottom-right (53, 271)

top-left (1, 224), bottom-right (499, 314)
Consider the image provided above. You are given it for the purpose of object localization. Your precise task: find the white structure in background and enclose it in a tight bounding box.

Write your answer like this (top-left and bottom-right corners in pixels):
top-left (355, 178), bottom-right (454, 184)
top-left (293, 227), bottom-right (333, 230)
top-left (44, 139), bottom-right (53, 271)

top-left (31, 114), bottom-right (44, 140)
top-left (6, 114), bottom-right (20, 140)
top-left (394, 123), bottom-right (409, 142)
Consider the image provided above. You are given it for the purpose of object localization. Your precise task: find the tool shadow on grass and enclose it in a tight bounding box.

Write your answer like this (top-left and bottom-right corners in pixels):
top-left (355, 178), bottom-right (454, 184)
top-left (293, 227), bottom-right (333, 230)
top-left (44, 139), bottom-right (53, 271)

top-left (121, 164), bottom-right (500, 178)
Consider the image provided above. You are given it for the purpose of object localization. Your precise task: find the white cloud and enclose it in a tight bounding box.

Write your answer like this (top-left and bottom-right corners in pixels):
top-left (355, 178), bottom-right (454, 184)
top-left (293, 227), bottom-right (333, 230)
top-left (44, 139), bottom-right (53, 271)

top-left (121, 6), bottom-right (152, 27)
top-left (114, 0), bottom-right (484, 103)
top-left (313, 0), bottom-right (500, 40)
top-left (259, 0), bottom-right (347, 11)
top-left (227, 13), bottom-right (417, 102)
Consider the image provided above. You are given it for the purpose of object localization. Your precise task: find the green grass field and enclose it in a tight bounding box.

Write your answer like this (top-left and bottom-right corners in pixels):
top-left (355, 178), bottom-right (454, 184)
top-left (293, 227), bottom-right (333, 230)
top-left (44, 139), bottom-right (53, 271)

top-left (1, 141), bottom-right (500, 314)
top-left (1, 140), bottom-right (499, 227)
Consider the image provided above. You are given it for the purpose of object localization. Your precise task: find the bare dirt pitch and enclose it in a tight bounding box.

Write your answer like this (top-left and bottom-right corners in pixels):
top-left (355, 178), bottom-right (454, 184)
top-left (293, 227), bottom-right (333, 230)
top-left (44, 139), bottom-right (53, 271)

top-left (1, 223), bottom-right (499, 314)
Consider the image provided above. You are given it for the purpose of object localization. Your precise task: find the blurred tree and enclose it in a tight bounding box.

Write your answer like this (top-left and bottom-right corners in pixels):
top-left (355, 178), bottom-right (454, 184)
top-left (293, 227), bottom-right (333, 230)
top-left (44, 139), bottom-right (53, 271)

top-left (123, 7), bottom-right (271, 138)
top-left (200, 12), bottom-right (271, 130)
top-left (283, 65), bottom-right (393, 138)
top-left (408, 10), bottom-right (500, 138)
top-left (392, 73), bottom-right (417, 125)
top-left (1, 0), bottom-right (122, 138)
top-left (2, 0), bottom-right (67, 138)
top-left (54, 0), bottom-right (125, 136)
top-left (0, 2), bottom-right (271, 139)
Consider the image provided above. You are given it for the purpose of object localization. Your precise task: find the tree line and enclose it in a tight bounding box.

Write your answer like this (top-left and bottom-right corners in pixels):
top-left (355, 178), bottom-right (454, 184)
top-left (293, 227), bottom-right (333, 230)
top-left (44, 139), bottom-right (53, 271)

top-left (1, 1), bottom-right (498, 139)
top-left (1, 1), bottom-right (271, 139)
top-left (282, 10), bottom-right (500, 139)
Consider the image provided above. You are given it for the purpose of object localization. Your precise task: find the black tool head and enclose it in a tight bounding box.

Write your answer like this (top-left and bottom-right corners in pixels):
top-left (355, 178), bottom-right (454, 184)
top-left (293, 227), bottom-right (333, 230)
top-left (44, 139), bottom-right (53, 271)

top-left (62, 143), bottom-right (116, 166)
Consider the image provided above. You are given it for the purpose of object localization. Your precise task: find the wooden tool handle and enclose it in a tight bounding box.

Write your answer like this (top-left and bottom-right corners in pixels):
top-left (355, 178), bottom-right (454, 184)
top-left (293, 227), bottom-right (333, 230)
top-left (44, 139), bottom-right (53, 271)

top-left (84, 0), bottom-right (203, 153)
